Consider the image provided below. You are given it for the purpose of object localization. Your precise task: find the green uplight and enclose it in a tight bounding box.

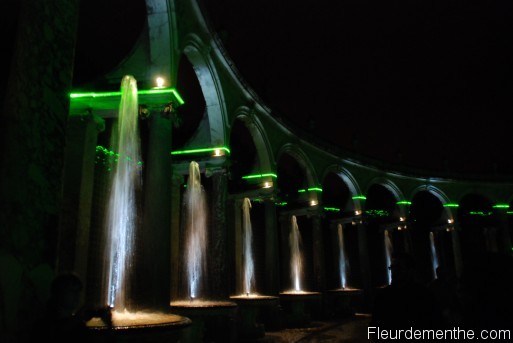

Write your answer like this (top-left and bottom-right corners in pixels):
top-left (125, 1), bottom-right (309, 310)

top-left (396, 200), bottom-right (412, 205)
top-left (324, 207), bottom-right (340, 212)
top-left (469, 211), bottom-right (492, 216)
top-left (297, 187), bottom-right (323, 193)
top-left (352, 195), bottom-right (367, 200)
top-left (95, 145), bottom-right (144, 170)
top-left (276, 201), bottom-right (288, 206)
top-left (170, 147), bottom-right (230, 156)
top-left (493, 204), bottom-right (510, 209)
top-left (443, 203), bottom-right (459, 208)
top-left (241, 173), bottom-right (277, 180)
top-left (70, 88), bottom-right (185, 105)
top-left (365, 209), bottom-right (390, 217)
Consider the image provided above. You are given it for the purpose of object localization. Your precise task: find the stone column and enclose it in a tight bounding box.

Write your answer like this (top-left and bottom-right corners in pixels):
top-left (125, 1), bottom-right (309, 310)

top-left (233, 198), bottom-right (243, 294)
top-left (209, 168), bottom-right (230, 299)
top-left (264, 199), bottom-right (280, 295)
top-left (357, 221), bottom-right (372, 310)
top-left (140, 114), bottom-right (173, 310)
top-left (311, 214), bottom-right (326, 291)
top-left (279, 214), bottom-right (293, 291)
top-left (57, 114), bottom-right (104, 283)
top-left (169, 172), bottom-right (184, 301)
top-left (494, 209), bottom-right (512, 254)
top-left (451, 224), bottom-right (463, 280)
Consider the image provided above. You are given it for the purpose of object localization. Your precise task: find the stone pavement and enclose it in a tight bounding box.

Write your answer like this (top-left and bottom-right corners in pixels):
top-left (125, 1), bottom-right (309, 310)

top-left (259, 313), bottom-right (371, 343)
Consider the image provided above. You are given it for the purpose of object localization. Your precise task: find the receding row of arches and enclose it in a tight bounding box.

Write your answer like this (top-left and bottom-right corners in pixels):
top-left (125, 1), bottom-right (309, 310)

top-left (151, 51), bottom-right (513, 304)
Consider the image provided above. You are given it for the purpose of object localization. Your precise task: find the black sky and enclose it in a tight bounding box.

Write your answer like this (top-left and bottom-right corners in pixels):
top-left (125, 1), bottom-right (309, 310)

top-left (70, 1), bottom-right (513, 177)
top-left (201, 1), bottom-right (513, 177)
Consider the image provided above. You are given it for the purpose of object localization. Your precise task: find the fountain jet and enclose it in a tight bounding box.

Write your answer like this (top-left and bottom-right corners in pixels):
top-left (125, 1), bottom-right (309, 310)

top-left (289, 215), bottom-right (304, 292)
top-left (183, 161), bottom-right (208, 300)
top-left (103, 75), bottom-right (141, 310)
top-left (242, 197), bottom-right (256, 295)
top-left (429, 231), bottom-right (439, 279)
top-left (384, 229), bottom-right (393, 285)
top-left (337, 223), bottom-right (349, 289)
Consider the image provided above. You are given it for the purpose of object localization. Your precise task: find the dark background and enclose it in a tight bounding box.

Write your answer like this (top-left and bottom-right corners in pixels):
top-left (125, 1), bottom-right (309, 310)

top-left (201, 1), bottom-right (513, 177)
top-left (4, 0), bottom-right (513, 177)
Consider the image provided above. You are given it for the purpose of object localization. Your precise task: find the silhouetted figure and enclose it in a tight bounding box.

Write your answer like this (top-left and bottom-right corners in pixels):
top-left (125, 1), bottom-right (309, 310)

top-left (428, 265), bottom-right (463, 327)
top-left (29, 271), bottom-right (112, 342)
top-left (370, 252), bottom-right (442, 338)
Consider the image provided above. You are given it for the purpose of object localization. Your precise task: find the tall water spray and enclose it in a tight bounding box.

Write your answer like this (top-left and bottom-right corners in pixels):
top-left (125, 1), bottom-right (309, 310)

top-left (337, 223), bottom-right (349, 289)
top-left (104, 75), bottom-right (142, 310)
top-left (384, 230), bottom-right (393, 285)
top-left (183, 161), bottom-right (208, 299)
top-left (242, 197), bottom-right (256, 295)
top-left (429, 231), bottom-right (439, 279)
top-left (289, 215), bottom-right (304, 292)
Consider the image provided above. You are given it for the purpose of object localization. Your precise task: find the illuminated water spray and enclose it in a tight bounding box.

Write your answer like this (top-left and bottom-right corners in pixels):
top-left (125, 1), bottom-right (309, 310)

top-left (184, 161), bottom-right (208, 299)
top-left (242, 198), bottom-right (256, 295)
top-left (104, 75), bottom-right (141, 310)
top-left (337, 223), bottom-right (349, 289)
top-left (289, 215), bottom-right (304, 292)
top-left (429, 232), bottom-right (439, 279)
top-left (384, 230), bottom-right (393, 285)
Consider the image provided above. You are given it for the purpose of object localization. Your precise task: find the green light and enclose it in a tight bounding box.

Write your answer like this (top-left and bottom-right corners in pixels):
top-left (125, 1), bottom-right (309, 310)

top-left (297, 187), bottom-right (323, 193)
top-left (507, 211), bottom-right (513, 215)
top-left (469, 211), bottom-right (492, 216)
top-left (276, 201), bottom-right (288, 206)
top-left (95, 145), bottom-right (143, 168)
top-left (443, 203), bottom-right (459, 208)
top-left (352, 195), bottom-right (367, 200)
top-left (170, 147), bottom-right (230, 156)
top-left (396, 200), bottom-right (412, 205)
top-left (365, 209), bottom-right (390, 217)
top-left (241, 173), bottom-right (277, 180)
top-left (324, 207), bottom-right (340, 212)
top-left (493, 204), bottom-right (510, 209)
top-left (70, 88), bottom-right (185, 105)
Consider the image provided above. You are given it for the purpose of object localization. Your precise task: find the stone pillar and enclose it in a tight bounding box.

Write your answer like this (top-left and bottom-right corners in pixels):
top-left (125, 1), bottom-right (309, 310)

top-left (57, 114), bottom-right (104, 283)
top-left (209, 168), bottom-right (230, 299)
top-left (311, 214), bottom-right (326, 291)
top-left (357, 221), bottom-right (372, 310)
top-left (233, 198), bottom-right (243, 294)
top-left (494, 209), bottom-right (512, 254)
top-left (279, 214), bottom-right (291, 291)
top-left (451, 225), bottom-right (463, 280)
top-left (264, 199), bottom-right (280, 295)
top-left (140, 114), bottom-right (173, 310)
top-left (169, 172), bottom-right (184, 301)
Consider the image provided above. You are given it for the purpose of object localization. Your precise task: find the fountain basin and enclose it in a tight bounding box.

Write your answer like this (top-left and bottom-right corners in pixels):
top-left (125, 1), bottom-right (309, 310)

top-left (230, 294), bottom-right (279, 306)
top-left (279, 291), bottom-right (322, 328)
top-left (230, 295), bottom-right (280, 339)
top-left (325, 288), bottom-right (364, 318)
top-left (86, 311), bottom-right (192, 343)
top-left (170, 300), bottom-right (238, 342)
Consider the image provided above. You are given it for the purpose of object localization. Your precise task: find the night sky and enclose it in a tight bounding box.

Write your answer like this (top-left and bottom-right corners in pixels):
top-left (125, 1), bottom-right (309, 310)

top-left (64, 1), bottom-right (513, 177)
top-left (202, 1), bottom-right (513, 177)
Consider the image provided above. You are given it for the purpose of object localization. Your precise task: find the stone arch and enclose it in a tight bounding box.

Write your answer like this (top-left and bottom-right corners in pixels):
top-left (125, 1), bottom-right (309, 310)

top-left (322, 165), bottom-right (363, 213)
top-left (321, 165), bottom-right (365, 290)
top-left (228, 106), bottom-right (275, 194)
top-left (180, 33), bottom-right (227, 148)
top-left (276, 144), bottom-right (321, 207)
top-left (409, 186), bottom-right (456, 283)
top-left (232, 106), bottom-right (275, 175)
